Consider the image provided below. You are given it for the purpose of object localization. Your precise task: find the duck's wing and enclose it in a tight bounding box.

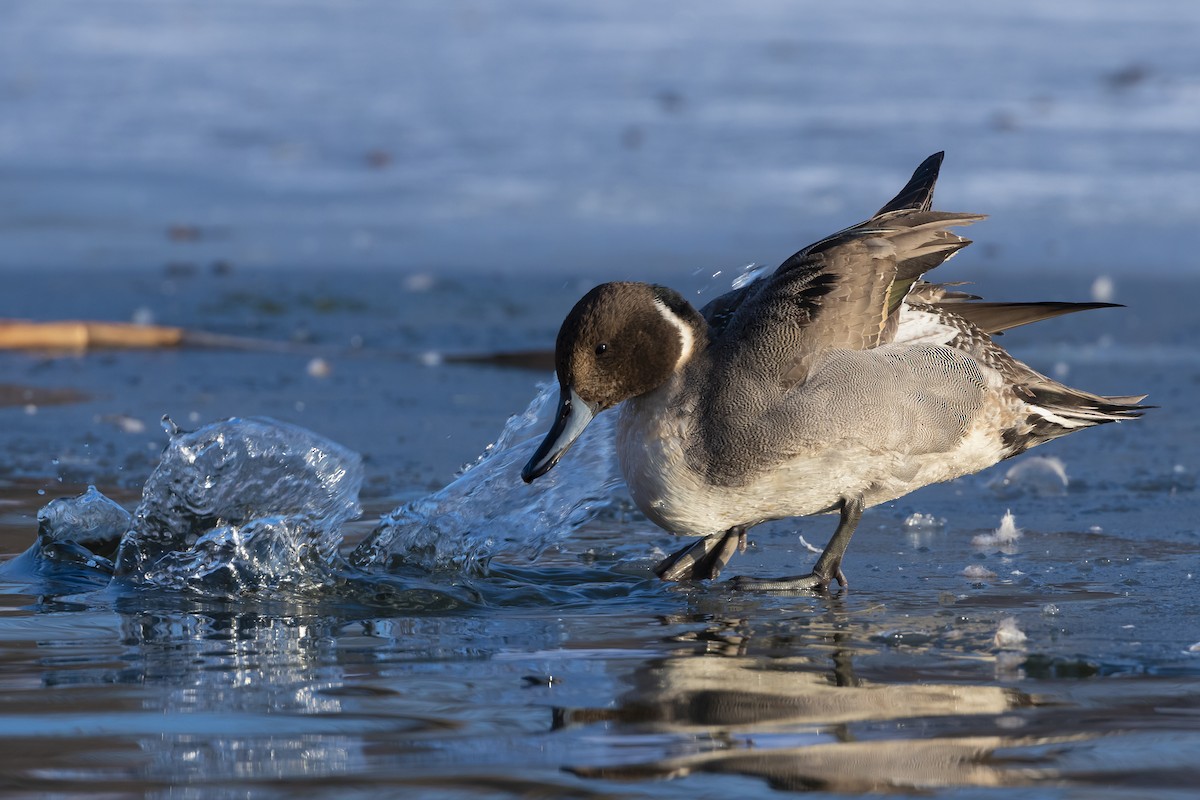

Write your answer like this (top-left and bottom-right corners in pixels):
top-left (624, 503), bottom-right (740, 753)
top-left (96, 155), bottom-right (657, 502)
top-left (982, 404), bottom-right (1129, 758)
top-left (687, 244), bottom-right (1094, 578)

top-left (699, 152), bottom-right (951, 339)
top-left (874, 150), bottom-right (944, 215)
top-left (712, 155), bottom-right (983, 387)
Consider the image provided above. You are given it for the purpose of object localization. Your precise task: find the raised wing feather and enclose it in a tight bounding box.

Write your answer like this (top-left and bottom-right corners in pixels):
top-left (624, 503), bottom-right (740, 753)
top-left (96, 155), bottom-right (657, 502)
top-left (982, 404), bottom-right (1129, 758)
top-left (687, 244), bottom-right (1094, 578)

top-left (699, 152), bottom-right (948, 340)
top-left (708, 159), bottom-right (982, 387)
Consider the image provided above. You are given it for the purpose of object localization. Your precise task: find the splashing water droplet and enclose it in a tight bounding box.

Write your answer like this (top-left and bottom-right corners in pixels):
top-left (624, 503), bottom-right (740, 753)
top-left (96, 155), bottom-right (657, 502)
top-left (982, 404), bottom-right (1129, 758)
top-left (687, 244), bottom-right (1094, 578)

top-left (352, 382), bottom-right (625, 573)
top-left (731, 262), bottom-right (767, 289)
top-left (111, 417), bottom-right (363, 597)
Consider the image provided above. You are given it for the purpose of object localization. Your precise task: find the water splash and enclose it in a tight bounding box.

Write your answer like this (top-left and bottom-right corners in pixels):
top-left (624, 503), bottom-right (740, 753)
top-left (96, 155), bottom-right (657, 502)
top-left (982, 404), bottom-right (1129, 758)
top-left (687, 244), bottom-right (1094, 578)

top-left (731, 262), bottom-right (769, 289)
top-left (0, 485), bottom-right (132, 590)
top-left (36, 485), bottom-right (131, 567)
top-left (110, 416), bottom-right (363, 597)
top-left (12, 404), bottom-right (629, 603)
top-left (971, 510), bottom-right (1023, 553)
top-left (351, 381), bottom-right (627, 573)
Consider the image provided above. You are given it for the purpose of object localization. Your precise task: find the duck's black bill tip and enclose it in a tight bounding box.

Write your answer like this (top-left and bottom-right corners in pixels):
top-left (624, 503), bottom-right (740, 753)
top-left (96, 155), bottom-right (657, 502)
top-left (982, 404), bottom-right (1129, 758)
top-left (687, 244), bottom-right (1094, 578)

top-left (521, 386), bottom-right (597, 484)
top-left (521, 454), bottom-right (557, 483)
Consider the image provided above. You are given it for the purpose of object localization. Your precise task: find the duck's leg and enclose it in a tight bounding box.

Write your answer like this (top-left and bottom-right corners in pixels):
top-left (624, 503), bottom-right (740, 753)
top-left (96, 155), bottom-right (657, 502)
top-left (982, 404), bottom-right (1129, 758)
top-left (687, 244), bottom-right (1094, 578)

top-left (654, 525), bottom-right (747, 581)
top-left (731, 496), bottom-right (864, 592)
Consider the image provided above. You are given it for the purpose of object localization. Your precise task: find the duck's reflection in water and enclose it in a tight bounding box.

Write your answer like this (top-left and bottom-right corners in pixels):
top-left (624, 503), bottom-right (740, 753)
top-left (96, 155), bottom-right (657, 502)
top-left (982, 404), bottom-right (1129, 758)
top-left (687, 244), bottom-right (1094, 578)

top-left (556, 626), bottom-right (1062, 793)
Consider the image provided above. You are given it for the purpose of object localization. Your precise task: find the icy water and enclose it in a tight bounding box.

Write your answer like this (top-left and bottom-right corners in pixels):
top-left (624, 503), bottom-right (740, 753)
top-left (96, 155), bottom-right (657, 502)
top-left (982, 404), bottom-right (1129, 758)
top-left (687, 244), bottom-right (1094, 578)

top-left (0, 266), bottom-right (1197, 799)
top-left (2, 1), bottom-right (1200, 796)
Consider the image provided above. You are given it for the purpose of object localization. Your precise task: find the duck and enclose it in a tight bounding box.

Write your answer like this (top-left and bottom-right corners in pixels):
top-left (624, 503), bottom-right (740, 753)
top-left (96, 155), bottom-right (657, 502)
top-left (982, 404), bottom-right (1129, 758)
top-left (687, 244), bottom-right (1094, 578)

top-left (521, 152), bottom-right (1146, 591)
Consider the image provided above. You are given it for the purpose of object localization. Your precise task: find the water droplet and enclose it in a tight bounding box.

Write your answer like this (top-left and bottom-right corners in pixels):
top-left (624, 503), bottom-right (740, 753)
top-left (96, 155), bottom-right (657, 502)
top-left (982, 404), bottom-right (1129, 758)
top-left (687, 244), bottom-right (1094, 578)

top-left (306, 357), bottom-right (332, 379)
top-left (1090, 275), bottom-right (1115, 303)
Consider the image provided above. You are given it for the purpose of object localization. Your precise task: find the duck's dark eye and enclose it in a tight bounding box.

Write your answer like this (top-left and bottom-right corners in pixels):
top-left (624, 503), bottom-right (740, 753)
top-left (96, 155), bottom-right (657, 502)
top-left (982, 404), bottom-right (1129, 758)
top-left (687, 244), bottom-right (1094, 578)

top-left (594, 342), bottom-right (609, 357)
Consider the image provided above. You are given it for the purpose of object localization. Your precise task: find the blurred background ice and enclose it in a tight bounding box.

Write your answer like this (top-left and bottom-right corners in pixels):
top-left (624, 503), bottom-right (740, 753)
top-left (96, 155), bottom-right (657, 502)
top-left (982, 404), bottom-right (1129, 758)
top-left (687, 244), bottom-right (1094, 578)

top-left (1, 0), bottom-right (1197, 278)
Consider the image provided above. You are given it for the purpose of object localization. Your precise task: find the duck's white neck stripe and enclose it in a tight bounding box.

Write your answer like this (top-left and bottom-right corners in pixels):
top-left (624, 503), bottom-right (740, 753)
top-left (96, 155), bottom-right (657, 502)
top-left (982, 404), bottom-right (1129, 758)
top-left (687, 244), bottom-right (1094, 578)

top-left (653, 299), bottom-right (695, 371)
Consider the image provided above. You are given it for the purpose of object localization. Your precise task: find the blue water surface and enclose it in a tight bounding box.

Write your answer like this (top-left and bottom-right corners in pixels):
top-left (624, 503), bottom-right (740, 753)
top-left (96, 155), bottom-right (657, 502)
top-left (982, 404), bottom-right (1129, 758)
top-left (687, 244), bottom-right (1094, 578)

top-left (0, 2), bottom-right (1198, 797)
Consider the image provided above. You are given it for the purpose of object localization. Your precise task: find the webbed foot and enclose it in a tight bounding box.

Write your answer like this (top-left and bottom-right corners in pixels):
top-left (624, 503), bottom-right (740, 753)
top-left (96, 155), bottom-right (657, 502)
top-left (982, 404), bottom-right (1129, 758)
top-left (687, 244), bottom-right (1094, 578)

top-left (654, 526), bottom-right (746, 581)
top-left (730, 565), bottom-right (847, 594)
top-left (729, 496), bottom-right (862, 593)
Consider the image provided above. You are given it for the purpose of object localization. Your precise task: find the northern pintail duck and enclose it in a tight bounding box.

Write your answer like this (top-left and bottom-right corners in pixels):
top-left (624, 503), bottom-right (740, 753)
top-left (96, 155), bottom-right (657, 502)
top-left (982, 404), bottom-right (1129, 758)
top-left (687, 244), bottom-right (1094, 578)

top-left (522, 153), bottom-right (1146, 591)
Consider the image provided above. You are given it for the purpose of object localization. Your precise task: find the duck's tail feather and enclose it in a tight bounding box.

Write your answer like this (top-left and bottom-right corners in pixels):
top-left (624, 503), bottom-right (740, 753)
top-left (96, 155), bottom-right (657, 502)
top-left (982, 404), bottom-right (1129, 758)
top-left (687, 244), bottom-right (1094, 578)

top-left (1005, 383), bottom-right (1150, 454)
top-left (935, 300), bottom-right (1122, 336)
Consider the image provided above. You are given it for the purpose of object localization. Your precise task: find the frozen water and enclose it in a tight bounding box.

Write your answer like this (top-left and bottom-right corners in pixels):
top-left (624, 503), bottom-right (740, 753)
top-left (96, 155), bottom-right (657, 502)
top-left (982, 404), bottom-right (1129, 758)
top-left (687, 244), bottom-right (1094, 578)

top-left (352, 382), bottom-right (627, 573)
top-left (988, 455), bottom-right (1070, 498)
top-left (4, 1), bottom-right (1198, 278)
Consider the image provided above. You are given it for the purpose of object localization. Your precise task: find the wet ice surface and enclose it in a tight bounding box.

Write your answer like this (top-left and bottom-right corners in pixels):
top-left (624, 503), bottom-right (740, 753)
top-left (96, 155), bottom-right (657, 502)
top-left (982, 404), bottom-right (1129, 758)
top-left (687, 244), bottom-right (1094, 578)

top-left (1, 1), bottom-right (1199, 789)
top-left (0, 266), bottom-right (1196, 798)
top-left (4, 2), bottom-right (1200, 280)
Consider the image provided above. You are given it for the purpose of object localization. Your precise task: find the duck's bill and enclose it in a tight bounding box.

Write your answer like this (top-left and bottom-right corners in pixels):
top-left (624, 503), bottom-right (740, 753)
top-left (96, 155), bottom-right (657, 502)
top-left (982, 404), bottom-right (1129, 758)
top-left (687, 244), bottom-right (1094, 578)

top-left (521, 386), bottom-right (597, 482)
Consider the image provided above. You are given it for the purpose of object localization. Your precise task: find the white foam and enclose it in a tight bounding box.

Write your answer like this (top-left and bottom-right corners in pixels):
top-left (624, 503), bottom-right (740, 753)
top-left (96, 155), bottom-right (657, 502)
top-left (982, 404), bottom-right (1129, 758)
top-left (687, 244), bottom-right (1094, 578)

top-left (972, 509), bottom-right (1023, 550)
top-left (993, 617), bottom-right (1028, 650)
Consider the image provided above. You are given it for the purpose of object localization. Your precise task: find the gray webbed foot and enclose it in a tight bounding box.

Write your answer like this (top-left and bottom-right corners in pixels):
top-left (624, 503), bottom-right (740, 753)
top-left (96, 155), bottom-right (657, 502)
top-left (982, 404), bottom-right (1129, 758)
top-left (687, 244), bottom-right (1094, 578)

top-left (729, 496), bottom-right (862, 593)
top-left (730, 566), bottom-right (847, 594)
top-left (654, 527), bottom-right (746, 581)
